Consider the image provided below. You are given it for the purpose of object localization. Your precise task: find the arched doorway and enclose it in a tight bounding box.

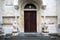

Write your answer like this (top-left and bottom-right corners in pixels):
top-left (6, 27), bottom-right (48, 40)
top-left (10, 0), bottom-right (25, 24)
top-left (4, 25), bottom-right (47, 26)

top-left (24, 4), bottom-right (37, 32)
top-left (19, 0), bottom-right (42, 32)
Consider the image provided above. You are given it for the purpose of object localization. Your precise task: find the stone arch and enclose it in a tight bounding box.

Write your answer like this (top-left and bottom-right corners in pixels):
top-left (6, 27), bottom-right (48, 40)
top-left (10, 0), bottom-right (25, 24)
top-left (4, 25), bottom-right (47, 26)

top-left (19, 0), bottom-right (43, 32)
top-left (19, 0), bottom-right (43, 10)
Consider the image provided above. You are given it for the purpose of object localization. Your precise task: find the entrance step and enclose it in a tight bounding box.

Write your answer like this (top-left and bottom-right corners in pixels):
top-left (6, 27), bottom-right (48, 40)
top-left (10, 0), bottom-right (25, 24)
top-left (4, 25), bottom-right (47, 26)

top-left (0, 33), bottom-right (60, 40)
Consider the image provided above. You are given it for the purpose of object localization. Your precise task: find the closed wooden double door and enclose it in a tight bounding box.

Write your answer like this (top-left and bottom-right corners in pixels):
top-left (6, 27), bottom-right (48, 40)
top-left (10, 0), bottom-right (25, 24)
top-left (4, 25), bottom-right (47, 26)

top-left (24, 11), bottom-right (37, 32)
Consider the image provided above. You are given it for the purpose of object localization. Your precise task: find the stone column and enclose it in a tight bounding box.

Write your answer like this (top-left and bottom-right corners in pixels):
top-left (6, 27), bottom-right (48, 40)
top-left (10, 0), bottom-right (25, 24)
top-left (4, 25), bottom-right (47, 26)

top-left (0, 0), bottom-right (4, 35)
top-left (13, 0), bottom-right (20, 35)
top-left (57, 0), bottom-right (60, 24)
top-left (56, 0), bottom-right (60, 34)
top-left (0, 0), bottom-right (4, 24)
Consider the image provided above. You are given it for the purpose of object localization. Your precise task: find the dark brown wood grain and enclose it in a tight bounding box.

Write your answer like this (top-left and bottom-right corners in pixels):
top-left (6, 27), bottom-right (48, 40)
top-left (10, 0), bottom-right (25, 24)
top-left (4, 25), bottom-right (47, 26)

top-left (24, 11), bottom-right (37, 32)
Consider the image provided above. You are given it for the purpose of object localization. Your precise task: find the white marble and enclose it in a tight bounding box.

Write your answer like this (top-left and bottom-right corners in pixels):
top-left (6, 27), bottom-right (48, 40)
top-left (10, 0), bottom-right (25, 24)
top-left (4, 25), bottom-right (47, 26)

top-left (3, 26), bottom-right (13, 34)
top-left (0, 0), bottom-right (58, 33)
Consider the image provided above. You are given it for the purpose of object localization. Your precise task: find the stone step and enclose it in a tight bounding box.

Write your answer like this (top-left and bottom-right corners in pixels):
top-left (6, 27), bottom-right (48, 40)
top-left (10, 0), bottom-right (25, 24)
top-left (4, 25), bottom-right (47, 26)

top-left (4, 36), bottom-right (56, 40)
top-left (0, 33), bottom-right (60, 40)
top-left (2, 35), bottom-right (54, 40)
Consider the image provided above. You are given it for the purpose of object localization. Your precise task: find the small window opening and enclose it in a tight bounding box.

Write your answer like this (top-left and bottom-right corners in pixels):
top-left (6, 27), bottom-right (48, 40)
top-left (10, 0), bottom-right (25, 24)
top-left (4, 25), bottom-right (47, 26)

top-left (24, 4), bottom-right (36, 9)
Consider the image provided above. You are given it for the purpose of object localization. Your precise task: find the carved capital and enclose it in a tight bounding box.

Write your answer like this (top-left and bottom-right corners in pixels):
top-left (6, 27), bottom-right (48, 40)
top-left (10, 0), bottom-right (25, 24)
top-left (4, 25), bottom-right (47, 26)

top-left (14, 5), bottom-right (19, 10)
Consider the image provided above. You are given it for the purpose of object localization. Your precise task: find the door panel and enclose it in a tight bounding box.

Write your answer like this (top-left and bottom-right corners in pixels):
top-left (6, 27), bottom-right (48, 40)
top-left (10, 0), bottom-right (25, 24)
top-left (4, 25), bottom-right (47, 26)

top-left (24, 12), bottom-right (30, 32)
top-left (30, 12), bottom-right (36, 32)
top-left (24, 11), bottom-right (37, 32)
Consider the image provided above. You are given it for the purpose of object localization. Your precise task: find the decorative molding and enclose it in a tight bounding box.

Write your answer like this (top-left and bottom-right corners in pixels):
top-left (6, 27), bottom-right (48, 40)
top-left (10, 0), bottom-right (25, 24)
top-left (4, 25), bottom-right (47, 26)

top-left (14, 5), bottom-right (19, 10)
top-left (41, 5), bottom-right (46, 10)
top-left (1, 23), bottom-right (12, 25)
top-left (5, 0), bottom-right (13, 6)
top-left (2, 16), bottom-right (19, 18)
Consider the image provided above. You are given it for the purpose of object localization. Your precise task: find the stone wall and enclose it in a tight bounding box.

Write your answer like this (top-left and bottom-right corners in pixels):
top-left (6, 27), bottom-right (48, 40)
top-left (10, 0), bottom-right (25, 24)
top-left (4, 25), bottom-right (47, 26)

top-left (0, 0), bottom-right (58, 33)
top-left (41, 0), bottom-right (57, 33)
top-left (0, 0), bottom-right (4, 24)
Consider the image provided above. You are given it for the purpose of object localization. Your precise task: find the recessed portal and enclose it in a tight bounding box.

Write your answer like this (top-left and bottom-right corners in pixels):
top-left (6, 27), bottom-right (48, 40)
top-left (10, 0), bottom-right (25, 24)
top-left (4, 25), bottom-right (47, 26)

top-left (24, 4), bottom-right (37, 32)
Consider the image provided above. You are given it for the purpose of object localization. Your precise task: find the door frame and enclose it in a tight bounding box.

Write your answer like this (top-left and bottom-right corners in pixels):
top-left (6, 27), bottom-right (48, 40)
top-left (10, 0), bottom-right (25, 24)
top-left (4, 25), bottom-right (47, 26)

top-left (23, 9), bottom-right (40, 32)
top-left (19, 3), bottom-right (41, 33)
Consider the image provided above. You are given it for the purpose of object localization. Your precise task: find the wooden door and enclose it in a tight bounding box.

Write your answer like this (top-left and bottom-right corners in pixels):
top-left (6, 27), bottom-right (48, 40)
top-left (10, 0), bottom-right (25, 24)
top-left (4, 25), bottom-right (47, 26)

top-left (24, 11), bottom-right (37, 32)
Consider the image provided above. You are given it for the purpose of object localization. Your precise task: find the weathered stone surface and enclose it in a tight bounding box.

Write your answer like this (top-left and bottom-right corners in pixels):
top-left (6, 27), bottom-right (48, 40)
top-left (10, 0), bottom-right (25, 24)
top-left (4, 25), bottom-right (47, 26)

top-left (0, 33), bottom-right (60, 40)
top-left (0, 0), bottom-right (58, 34)
top-left (56, 0), bottom-right (60, 24)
